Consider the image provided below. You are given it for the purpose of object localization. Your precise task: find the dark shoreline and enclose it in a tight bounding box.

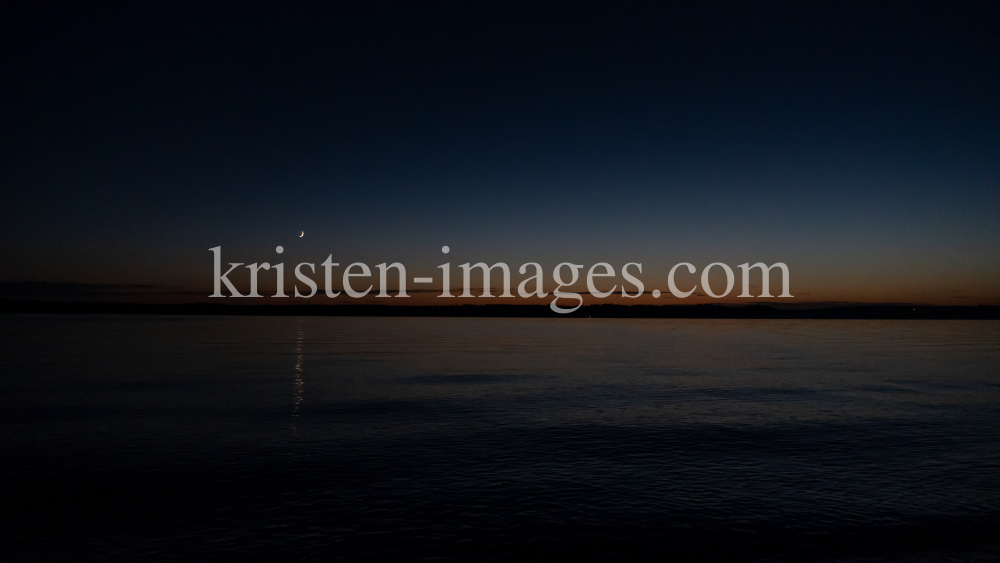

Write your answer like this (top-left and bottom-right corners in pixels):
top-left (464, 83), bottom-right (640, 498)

top-left (2, 300), bottom-right (997, 319)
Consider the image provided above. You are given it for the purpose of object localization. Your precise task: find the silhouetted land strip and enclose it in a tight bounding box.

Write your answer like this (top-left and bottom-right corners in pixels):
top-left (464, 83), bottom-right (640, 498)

top-left (2, 301), bottom-right (998, 319)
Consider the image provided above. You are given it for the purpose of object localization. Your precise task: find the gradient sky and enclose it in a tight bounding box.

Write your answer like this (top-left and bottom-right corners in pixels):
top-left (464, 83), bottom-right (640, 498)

top-left (2, 2), bottom-right (998, 305)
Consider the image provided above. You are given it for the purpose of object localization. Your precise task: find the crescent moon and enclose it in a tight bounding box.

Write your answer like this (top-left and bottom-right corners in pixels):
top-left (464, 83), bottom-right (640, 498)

top-left (299, 231), bottom-right (304, 237)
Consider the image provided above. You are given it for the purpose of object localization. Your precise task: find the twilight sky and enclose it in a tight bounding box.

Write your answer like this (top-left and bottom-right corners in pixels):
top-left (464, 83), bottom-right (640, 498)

top-left (2, 2), bottom-right (998, 305)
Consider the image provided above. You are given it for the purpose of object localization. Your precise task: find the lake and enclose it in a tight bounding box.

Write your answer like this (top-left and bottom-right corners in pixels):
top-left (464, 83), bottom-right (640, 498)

top-left (2, 315), bottom-right (999, 561)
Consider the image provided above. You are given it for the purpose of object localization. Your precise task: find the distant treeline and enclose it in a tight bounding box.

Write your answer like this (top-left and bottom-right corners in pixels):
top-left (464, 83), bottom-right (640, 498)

top-left (1, 300), bottom-right (998, 319)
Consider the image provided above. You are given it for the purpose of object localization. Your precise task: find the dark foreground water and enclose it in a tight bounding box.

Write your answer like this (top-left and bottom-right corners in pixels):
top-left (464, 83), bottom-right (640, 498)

top-left (1, 315), bottom-right (999, 562)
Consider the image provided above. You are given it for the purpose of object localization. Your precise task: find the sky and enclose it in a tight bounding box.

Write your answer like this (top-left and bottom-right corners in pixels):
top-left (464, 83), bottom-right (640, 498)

top-left (2, 2), bottom-right (998, 305)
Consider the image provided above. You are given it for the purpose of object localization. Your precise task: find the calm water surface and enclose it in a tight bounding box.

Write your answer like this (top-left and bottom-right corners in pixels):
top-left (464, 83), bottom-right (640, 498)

top-left (2, 315), bottom-right (999, 561)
